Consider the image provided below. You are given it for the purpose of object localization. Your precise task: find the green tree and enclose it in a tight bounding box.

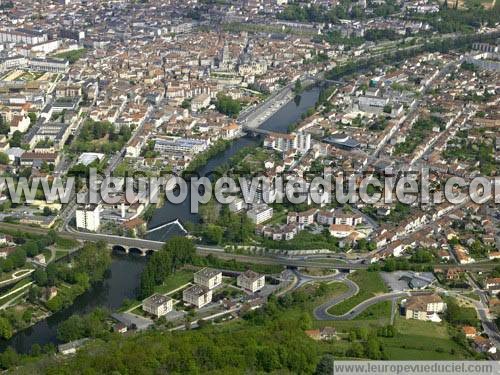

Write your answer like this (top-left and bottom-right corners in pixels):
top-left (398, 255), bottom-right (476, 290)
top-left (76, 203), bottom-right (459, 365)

top-left (9, 130), bottom-right (22, 148)
top-left (57, 315), bottom-right (85, 342)
top-left (293, 79), bottom-right (303, 94)
top-left (73, 241), bottom-right (111, 283)
top-left (0, 152), bottom-right (8, 165)
top-left (0, 347), bottom-right (18, 369)
top-left (28, 112), bottom-right (37, 126)
top-left (0, 317), bottom-right (13, 339)
top-left (33, 268), bottom-right (48, 286)
top-left (315, 354), bottom-right (334, 375)
top-left (214, 93), bottom-right (242, 118)
top-left (0, 115), bottom-right (8, 135)
top-left (204, 224), bottom-right (224, 245)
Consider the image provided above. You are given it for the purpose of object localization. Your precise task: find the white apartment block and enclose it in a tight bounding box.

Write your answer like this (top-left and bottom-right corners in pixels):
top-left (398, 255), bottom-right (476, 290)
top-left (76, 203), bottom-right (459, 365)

top-left (183, 285), bottom-right (213, 308)
top-left (263, 131), bottom-right (311, 154)
top-left (75, 204), bottom-right (101, 232)
top-left (0, 29), bottom-right (48, 45)
top-left (246, 204), bottom-right (273, 224)
top-left (194, 268), bottom-right (222, 290)
top-left (237, 270), bottom-right (265, 293)
top-left (154, 137), bottom-right (208, 154)
top-left (142, 293), bottom-right (173, 317)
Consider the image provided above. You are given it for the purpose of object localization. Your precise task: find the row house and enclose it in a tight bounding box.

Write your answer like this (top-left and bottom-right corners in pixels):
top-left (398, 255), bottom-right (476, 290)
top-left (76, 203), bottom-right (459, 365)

top-left (286, 208), bottom-right (317, 228)
top-left (260, 223), bottom-right (298, 241)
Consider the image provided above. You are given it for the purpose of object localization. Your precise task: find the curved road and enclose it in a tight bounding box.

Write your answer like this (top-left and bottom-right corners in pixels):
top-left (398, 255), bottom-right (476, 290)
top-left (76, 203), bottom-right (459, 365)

top-left (313, 276), bottom-right (430, 321)
top-left (313, 275), bottom-right (360, 320)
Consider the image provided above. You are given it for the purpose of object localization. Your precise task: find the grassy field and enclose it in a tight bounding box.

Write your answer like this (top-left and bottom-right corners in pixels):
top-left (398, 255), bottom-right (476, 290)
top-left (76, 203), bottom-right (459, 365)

top-left (53, 48), bottom-right (86, 63)
top-left (0, 278), bottom-right (32, 305)
top-left (154, 270), bottom-right (193, 295)
top-left (379, 314), bottom-right (474, 359)
top-left (355, 300), bottom-right (393, 321)
top-left (327, 270), bottom-right (388, 315)
top-left (315, 300), bottom-right (393, 331)
top-left (285, 281), bottom-right (351, 323)
top-left (462, 292), bottom-right (480, 301)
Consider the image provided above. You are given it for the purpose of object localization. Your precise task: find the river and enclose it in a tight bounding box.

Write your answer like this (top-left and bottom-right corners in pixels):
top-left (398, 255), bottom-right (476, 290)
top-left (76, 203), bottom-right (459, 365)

top-left (2, 86), bottom-right (320, 354)
top-left (0, 255), bottom-right (147, 353)
top-left (147, 86), bottom-right (321, 240)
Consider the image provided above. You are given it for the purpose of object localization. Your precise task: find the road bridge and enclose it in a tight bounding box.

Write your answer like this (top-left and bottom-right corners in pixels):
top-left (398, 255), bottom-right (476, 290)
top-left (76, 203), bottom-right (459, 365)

top-left (0, 223), bottom-right (499, 271)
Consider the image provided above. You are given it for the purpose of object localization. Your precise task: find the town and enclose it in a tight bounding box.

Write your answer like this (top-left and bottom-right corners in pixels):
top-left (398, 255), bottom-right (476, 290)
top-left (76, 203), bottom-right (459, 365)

top-left (0, 0), bottom-right (496, 373)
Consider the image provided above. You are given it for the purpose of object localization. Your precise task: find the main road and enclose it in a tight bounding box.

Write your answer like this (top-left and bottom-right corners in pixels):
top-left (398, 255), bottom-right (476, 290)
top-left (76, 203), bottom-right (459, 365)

top-left (1, 222), bottom-right (499, 272)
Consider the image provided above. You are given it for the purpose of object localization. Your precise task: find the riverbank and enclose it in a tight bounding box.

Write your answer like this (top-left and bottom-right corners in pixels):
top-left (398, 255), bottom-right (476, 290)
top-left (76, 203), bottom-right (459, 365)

top-left (0, 251), bottom-right (146, 354)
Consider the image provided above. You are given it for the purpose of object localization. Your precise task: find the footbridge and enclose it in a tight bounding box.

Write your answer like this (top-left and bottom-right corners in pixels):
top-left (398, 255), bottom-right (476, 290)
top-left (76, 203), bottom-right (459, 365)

top-left (146, 219), bottom-right (188, 235)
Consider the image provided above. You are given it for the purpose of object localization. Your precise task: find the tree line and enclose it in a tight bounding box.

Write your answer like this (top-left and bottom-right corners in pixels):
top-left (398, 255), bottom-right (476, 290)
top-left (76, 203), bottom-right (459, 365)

top-left (139, 237), bottom-right (196, 298)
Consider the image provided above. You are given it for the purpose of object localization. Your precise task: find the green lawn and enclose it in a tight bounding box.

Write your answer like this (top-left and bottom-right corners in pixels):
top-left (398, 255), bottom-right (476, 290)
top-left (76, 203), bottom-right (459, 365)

top-left (55, 236), bottom-right (79, 249)
top-left (354, 300), bottom-right (392, 321)
top-left (327, 271), bottom-right (388, 315)
top-left (462, 292), bottom-right (480, 301)
top-left (0, 278), bottom-right (32, 305)
top-left (131, 306), bottom-right (147, 317)
top-left (154, 270), bottom-right (193, 295)
top-left (379, 314), bottom-right (474, 359)
top-left (287, 282), bottom-right (350, 322)
top-left (55, 249), bottom-right (70, 260)
top-left (53, 48), bottom-right (86, 63)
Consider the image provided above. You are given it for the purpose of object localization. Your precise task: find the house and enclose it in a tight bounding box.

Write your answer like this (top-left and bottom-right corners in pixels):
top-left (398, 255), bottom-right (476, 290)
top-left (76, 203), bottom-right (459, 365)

top-left (438, 249), bottom-right (451, 261)
top-left (183, 285), bottom-right (212, 308)
top-left (191, 93), bottom-right (210, 112)
top-left (473, 336), bottom-right (497, 354)
top-left (194, 268), bottom-right (222, 290)
top-left (453, 244), bottom-right (474, 264)
top-left (304, 327), bottom-right (337, 341)
top-left (386, 240), bottom-right (404, 257)
top-left (317, 210), bottom-right (335, 225)
top-left (0, 234), bottom-right (9, 245)
top-left (222, 123), bottom-right (240, 139)
top-left (113, 323), bottom-right (128, 334)
top-left (20, 152), bottom-right (60, 167)
top-left (462, 326), bottom-right (477, 339)
top-left (403, 294), bottom-right (446, 321)
top-left (287, 208), bottom-right (317, 228)
top-left (489, 252), bottom-right (500, 260)
top-left (329, 224), bottom-right (354, 238)
top-left (485, 278), bottom-right (500, 295)
top-left (44, 286), bottom-right (57, 301)
top-left (33, 253), bottom-right (46, 265)
top-left (237, 270), bottom-right (265, 293)
top-left (0, 246), bottom-right (16, 259)
top-left (142, 293), bottom-right (173, 317)
top-left (334, 209), bottom-right (363, 226)
top-left (9, 115), bottom-right (30, 135)
top-left (261, 223), bottom-right (298, 241)
top-left (304, 329), bottom-right (321, 340)
top-left (58, 338), bottom-right (89, 355)
top-left (445, 268), bottom-right (463, 281)
top-left (229, 197), bottom-right (245, 212)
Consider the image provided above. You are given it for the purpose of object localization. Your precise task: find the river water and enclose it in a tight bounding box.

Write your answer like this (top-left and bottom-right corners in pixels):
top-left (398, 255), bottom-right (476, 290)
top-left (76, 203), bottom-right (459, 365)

top-left (147, 87), bottom-right (321, 240)
top-left (2, 86), bottom-right (320, 354)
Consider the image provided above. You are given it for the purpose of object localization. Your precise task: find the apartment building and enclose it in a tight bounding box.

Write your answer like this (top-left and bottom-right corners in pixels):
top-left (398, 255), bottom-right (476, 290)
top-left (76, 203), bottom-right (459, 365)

top-left (246, 204), bottom-right (273, 224)
top-left (194, 268), bottom-right (222, 290)
top-left (183, 285), bottom-right (213, 308)
top-left (403, 294), bottom-right (445, 321)
top-left (142, 293), bottom-right (173, 317)
top-left (75, 204), bottom-right (101, 232)
top-left (237, 270), bottom-right (265, 293)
